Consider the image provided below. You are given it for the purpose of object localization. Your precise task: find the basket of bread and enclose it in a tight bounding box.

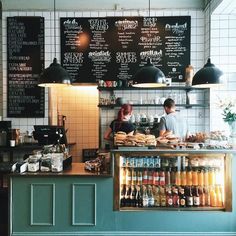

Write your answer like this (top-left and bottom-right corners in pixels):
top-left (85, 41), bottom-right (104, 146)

top-left (156, 131), bottom-right (179, 145)
top-left (114, 132), bottom-right (156, 147)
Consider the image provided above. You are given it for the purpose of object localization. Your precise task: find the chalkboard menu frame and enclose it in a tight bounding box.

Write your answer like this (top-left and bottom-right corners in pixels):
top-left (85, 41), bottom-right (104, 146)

top-left (60, 16), bottom-right (190, 84)
top-left (7, 16), bottom-right (45, 118)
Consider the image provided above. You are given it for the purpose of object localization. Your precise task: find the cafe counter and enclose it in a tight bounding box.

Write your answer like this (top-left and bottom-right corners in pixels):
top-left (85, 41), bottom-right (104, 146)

top-left (9, 149), bottom-right (236, 236)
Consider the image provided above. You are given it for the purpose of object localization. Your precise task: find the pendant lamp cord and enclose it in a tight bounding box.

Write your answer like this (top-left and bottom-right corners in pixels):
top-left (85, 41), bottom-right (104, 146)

top-left (54, 0), bottom-right (56, 58)
top-left (208, 0), bottom-right (211, 51)
top-left (148, 0), bottom-right (150, 17)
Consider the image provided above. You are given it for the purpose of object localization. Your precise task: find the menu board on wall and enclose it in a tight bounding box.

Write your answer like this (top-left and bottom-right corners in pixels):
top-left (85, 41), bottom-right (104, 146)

top-left (60, 16), bottom-right (190, 83)
top-left (7, 17), bottom-right (45, 117)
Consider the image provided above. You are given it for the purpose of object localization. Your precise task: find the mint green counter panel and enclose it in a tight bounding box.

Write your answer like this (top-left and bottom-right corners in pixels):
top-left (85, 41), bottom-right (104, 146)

top-left (11, 159), bottom-right (236, 236)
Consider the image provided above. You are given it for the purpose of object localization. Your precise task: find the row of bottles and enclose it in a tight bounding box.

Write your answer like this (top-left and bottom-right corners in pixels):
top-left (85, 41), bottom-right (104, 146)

top-left (121, 166), bottom-right (223, 187)
top-left (120, 184), bottom-right (224, 208)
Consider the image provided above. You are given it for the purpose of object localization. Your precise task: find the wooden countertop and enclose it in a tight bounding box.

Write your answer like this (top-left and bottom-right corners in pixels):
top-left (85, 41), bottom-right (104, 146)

top-left (10, 163), bottom-right (112, 177)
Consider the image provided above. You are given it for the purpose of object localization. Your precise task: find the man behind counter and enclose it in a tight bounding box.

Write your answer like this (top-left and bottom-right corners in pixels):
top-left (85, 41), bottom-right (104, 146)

top-left (158, 98), bottom-right (179, 137)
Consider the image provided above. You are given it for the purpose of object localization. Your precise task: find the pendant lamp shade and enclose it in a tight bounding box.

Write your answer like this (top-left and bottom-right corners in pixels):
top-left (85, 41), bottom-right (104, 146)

top-left (38, 58), bottom-right (71, 87)
top-left (133, 58), bottom-right (166, 88)
top-left (192, 58), bottom-right (223, 88)
top-left (38, 0), bottom-right (71, 87)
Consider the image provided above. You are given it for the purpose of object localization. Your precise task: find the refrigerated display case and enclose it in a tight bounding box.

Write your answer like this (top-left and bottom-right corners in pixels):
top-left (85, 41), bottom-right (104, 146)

top-left (112, 149), bottom-right (232, 211)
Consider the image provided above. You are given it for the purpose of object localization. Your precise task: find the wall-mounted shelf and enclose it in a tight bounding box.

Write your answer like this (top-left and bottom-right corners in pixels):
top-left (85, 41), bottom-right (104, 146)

top-left (97, 86), bottom-right (209, 92)
top-left (98, 104), bottom-right (209, 109)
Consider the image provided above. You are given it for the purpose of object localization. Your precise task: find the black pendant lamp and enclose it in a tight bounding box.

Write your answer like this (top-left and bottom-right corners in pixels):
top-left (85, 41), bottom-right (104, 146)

top-left (38, 0), bottom-right (71, 87)
top-left (192, 58), bottom-right (223, 88)
top-left (132, 58), bottom-right (166, 88)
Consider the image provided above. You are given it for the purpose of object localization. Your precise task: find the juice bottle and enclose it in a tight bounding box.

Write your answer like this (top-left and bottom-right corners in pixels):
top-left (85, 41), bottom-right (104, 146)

top-left (204, 167), bottom-right (209, 186)
top-left (175, 170), bottom-right (181, 186)
top-left (186, 167), bottom-right (192, 186)
top-left (192, 167), bottom-right (198, 186)
top-left (159, 168), bottom-right (165, 186)
top-left (170, 167), bottom-right (176, 185)
top-left (210, 187), bottom-right (217, 207)
top-left (165, 168), bottom-right (171, 186)
top-left (199, 187), bottom-right (206, 206)
top-left (215, 185), bottom-right (223, 207)
top-left (181, 169), bottom-right (187, 186)
top-left (198, 168), bottom-right (204, 186)
top-left (209, 168), bottom-right (216, 186)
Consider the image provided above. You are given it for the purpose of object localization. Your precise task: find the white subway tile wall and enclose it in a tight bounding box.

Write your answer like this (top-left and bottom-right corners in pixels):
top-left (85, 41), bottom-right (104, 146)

top-left (210, 12), bottom-right (236, 135)
top-left (1, 9), bottom-right (209, 159)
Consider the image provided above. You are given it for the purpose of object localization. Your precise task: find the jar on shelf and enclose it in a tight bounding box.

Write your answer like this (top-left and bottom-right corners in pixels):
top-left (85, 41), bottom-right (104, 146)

top-left (28, 155), bottom-right (40, 172)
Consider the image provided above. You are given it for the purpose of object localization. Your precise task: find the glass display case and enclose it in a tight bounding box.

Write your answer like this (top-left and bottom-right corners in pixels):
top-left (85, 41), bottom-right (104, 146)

top-left (112, 149), bottom-right (232, 211)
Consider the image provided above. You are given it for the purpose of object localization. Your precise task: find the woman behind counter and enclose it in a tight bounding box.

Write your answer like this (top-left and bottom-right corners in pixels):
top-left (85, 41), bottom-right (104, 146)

top-left (104, 104), bottom-right (135, 141)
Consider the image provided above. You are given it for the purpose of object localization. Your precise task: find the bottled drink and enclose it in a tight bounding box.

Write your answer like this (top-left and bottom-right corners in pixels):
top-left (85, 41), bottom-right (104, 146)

top-left (160, 187), bottom-right (167, 207)
top-left (209, 167), bottom-right (216, 186)
top-left (170, 167), bottom-right (176, 185)
top-left (126, 168), bottom-right (132, 186)
top-left (130, 185), bottom-right (137, 207)
top-left (215, 185), bottom-right (223, 207)
top-left (136, 186), bottom-right (143, 207)
top-left (148, 186), bottom-right (155, 207)
top-left (192, 167), bottom-right (198, 186)
top-left (204, 167), bottom-right (209, 186)
top-left (125, 186), bottom-right (131, 207)
top-left (153, 186), bottom-right (161, 207)
top-left (186, 167), bottom-right (192, 186)
top-left (186, 186), bottom-right (193, 207)
top-left (137, 170), bottom-right (143, 186)
top-left (166, 187), bottom-right (173, 207)
top-left (198, 168), bottom-right (204, 186)
top-left (205, 186), bottom-right (211, 206)
top-left (142, 186), bottom-right (149, 207)
top-left (131, 169), bottom-right (137, 186)
top-left (193, 186), bottom-right (200, 206)
top-left (165, 168), bottom-right (171, 186)
top-left (199, 187), bottom-right (206, 207)
top-left (175, 170), bottom-right (181, 186)
top-left (121, 168), bottom-right (126, 185)
top-left (210, 186), bottom-right (217, 207)
top-left (159, 168), bottom-right (165, 186)
top-left (143, 170), bottom-right (148, 185)
top-left (148, 170), bottom-right (153, 185)
top-left (153, 169), bottom-right (159, 185)
top-left (172, 187), bottom-right (179, 207)
top-left (179, 187), bottom-right (186, 207)
top-left (181, 169), bottom-right (187, 186)
top-left (120, 185), bottom-right (126, 207)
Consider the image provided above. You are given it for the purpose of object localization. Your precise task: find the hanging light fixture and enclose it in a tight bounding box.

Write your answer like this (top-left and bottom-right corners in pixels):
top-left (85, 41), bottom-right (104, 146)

top-left (132, 0), bottom-right (166, 88)
top-left (38, 0), bottom-right (71, 87)
top-left (192, 58), bottom-right (223, 88)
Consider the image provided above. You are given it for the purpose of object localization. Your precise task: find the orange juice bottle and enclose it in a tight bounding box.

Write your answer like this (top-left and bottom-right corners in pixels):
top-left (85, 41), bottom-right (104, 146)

top-left (192, 167), bottom-right (198, 186)
top-left (209, 168), bottom-right (216, 186)
top-left (198, 168), bottom-right (204, 186)
top-left (175, 170), bottom-right (181, 186)
top-left (186, 167), bottom-right (192, 186)
top-left (210, 187), bottom-right (217, 207)
top-left (203, 167), bottom-right (209, 186)
top-left (215, 185), bottom-right (223, 207)
top-left (181, 169), bottom-right (187, 186)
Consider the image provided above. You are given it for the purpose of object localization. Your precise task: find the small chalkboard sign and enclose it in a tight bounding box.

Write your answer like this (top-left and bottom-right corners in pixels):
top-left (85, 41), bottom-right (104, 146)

top-left (7, 16), bottom-right (45, 117)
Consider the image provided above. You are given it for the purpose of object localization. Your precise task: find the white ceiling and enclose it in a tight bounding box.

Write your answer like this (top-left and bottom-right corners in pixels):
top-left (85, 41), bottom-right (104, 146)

top-left (1, 0), bottom-right (207, 11)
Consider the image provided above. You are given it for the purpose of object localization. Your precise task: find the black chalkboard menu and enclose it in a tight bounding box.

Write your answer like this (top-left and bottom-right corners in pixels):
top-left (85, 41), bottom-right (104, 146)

top-left (60, 16), bottom-right (190, 83)
top-left (7, 17), bottom-right (45, 117)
